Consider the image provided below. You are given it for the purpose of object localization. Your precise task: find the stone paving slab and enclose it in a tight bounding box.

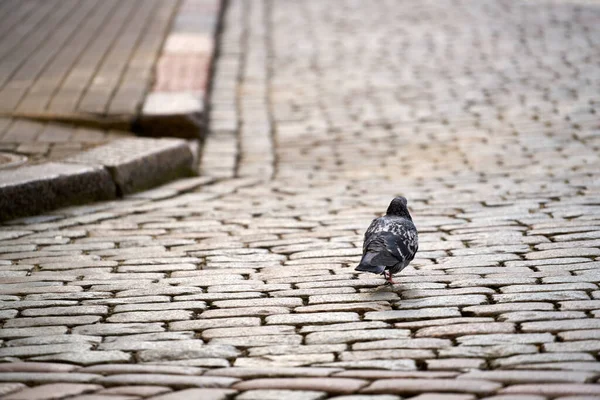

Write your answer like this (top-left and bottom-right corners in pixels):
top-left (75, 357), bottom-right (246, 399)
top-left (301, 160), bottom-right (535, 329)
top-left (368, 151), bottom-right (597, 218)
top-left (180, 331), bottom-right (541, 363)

top-left (2, 0), bottom-right (600, 398)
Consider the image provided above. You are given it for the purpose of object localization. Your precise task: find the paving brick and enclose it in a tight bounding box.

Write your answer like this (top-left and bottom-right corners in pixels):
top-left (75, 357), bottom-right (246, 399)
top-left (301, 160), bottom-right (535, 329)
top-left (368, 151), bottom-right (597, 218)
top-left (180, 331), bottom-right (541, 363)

top-left (459, 370), bottom-right (597, 384)
top-left (235, 390), bottom-right (326, 400)
top-left (361, 379), bottom-right (502, 395)
top-left (2, 383), bottom-right (102, 400)
top-left (137, 388), bottom-right (236, 400)
top-left (305, 329), bottom-right (411, 345)
top-left (0, 383), bottom-right (27, 397)
top-left (499, 384), bottom-right (600, 397)
top-left (365, 308), bottom-right (461, 321)
top-left (415, 323), bottom-right (515, 338)
top-left (97, 374), bottom-right (239, 388)
top-left (426, 358), bottom-right (487, 371)
top-left (233, 378), bottom-right (368, 394)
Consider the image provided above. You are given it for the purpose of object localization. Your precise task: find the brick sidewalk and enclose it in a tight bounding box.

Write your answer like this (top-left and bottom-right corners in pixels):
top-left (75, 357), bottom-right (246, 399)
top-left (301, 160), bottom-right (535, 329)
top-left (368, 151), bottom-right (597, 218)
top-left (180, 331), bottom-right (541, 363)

top-left (0, 0), bottom-right (175, 123)
top-left (2, 0), bottom-right (600, 399)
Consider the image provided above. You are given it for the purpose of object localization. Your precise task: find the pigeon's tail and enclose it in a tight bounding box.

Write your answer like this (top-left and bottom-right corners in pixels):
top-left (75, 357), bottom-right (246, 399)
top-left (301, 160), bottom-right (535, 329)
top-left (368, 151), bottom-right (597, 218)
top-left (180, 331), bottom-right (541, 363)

top-left (355, 253), bottom-right (386, 274)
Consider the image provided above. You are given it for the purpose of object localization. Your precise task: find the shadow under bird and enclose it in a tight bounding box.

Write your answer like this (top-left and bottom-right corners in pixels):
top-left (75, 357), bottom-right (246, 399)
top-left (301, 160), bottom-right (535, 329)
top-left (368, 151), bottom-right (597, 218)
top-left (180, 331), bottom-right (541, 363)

top-left (355, 196), bottom-right (418, 284)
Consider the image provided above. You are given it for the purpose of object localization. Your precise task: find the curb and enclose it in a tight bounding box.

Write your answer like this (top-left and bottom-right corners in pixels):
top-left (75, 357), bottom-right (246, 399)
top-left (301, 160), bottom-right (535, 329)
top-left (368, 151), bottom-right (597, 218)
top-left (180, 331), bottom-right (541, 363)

top-left (0, 138), bottom-right (197, 222)
top-left (136, 0), bottom-right (223, 140)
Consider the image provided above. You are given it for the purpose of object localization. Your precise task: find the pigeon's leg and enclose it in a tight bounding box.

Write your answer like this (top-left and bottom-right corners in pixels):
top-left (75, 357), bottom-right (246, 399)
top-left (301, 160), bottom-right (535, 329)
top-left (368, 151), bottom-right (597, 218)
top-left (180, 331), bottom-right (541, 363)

top-left (383, 271), bottom-right (397, 285)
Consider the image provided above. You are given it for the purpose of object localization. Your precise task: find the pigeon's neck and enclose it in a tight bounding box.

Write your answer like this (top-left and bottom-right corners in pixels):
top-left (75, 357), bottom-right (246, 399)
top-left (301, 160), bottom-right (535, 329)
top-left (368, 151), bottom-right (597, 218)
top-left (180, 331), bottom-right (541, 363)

top-left (386, 210), bottom-right (412, 221)
top-left (386, 203), bottom-right (412, 220)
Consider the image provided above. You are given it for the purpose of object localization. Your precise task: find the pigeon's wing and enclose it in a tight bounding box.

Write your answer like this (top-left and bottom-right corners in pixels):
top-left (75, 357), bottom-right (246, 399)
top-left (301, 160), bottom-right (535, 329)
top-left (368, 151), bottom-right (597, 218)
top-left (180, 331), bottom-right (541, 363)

top-left (370, 222), bottom-right (418, 266)
top-left (363, 217), bottom-right (386, 252)
top-left (363, 232), bottom-right (403, 267)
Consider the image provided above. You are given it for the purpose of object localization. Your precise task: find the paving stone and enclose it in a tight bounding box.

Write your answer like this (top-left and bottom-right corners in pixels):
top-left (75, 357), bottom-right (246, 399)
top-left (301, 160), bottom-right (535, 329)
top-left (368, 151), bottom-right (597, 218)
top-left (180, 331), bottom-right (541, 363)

top-left (521, 319), bottom-right (600, 332)
top-left (199, 307), bottom-right (292, 318)
top-left (31, 350), bottom-right (131, 365)
top-left (499, 384), bottom-right (600, 396)
top-left (234, 353), bottom-right (336, 368)
top-left (0, 326), bottom-right (68, 339)
top-left (212, 298), bottom-right (303, 308)
top-left (210, 335), bottom-right (304, 347)
top-left (361, 379), bottom-right (502, 395)
top-left (525, 248), bottom-right (600, 260)
top-left (60, 395), bottom-right (138, 400)
top-left (0, 363), bottom-right (78, 373)
top-left (493, 292), bottom-right (590, 303)
top-left (415, 323), bottom-right (515, 338)
top-left (81, 364), bottom-right (205, 376)
top-left (510, 362), bottom-right (600, 372)
top-left (143, 388), bottom-right (236, 400)
top-left (248, 344), bottom-right (347, 357)
top-left (459, 370), bottom-right (597, 383)
top-left (107, 310), bottom-right (192, 323)
top-left (498, 311), bottom-right (586, 323)
top-left (305, 329), bottom-right (411, 345)
top-left (169, 317), bottom-right (261, 331)
top-left (543, 340), bottom-right (600, 353)
top-left (478, 396), bottom-right (545, 400)
top-left (2, 383), bottom-right (102, 400)
top-left (0, 343), bottom-right (92, 358)
top-left (456, 333), bottom-right (555, 346)
top-left (73, 322), bottom-right (165, 336)
top-left (137, 343), bottom-right (240, 362)
top-left (97, 386), bottom-right (172, 397)
top-left (113, 301), bottom-right (207, 313)
top-left (395, 295), bottom-right (488, 309)
top-left (300, 322), bottom-right (391, 334)
top-left (235, 390), bottom-right (327, 400)
top-left (352, 338), bottom-right (452, 350)
top-left (333, 371), bottom-right (459, 380)
top-left (0, 383), bottom-right (27, 397)
top-left (493, 353), bottom-right (596, 368)
top-left (463, 303), bottom-right (555, 316)
top-left (438, 344), bottom-right (538, 359)
top-left (265, 313), bottom-right (359, 325)
top-left (406, 395), bottom-right (475, 400)
top-left (204, 367), bottom-right (343, 379)
top-left (97, 374), bottom-right (239, 388)
top-left (295, 303), bottom-right (392, 313)
top-left (558, 330), bottom-right (600, 341)
top-left (317, 360), bottom-right (418, 371)
top-left (426, 358), bottom-right (487, 370)
top-left (339, 349), bottom-right (434, 361)
top-left (233, 378), bottom-right (368, 394)
top-left (202, 325), bottom-right (295, 339)
top-left (21, 305), bottom-right (108, 317)
top-left (365, 308), bottom-right (461, 321)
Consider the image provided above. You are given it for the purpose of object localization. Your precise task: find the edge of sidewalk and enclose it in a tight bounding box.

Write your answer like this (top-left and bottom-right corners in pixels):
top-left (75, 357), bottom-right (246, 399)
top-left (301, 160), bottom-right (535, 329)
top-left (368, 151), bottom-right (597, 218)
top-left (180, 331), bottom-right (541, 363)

top-left (0, 137), bottom-right (198, 222)
top-left (134, 0), bottom-right (226, 139)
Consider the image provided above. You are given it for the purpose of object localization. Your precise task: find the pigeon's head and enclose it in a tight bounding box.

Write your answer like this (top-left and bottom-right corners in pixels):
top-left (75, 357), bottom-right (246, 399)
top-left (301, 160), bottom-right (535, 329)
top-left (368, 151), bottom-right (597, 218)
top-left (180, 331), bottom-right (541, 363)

top-left (386, 196), bottom-right (412, 219)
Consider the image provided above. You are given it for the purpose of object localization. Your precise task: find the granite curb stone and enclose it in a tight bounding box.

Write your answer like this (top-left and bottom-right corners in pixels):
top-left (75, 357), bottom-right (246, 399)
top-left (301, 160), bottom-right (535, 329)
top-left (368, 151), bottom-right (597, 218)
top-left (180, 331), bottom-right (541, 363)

top-left (0, 138), bottom-right (197, 222)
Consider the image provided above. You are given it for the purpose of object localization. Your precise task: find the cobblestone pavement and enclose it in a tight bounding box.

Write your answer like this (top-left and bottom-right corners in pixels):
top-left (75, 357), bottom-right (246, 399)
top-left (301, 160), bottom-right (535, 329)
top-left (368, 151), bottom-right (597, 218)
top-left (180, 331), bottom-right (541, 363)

top-left (2, 0), bottom-right (600, 398)
top-left (0, 0), bottom-right (176, 122)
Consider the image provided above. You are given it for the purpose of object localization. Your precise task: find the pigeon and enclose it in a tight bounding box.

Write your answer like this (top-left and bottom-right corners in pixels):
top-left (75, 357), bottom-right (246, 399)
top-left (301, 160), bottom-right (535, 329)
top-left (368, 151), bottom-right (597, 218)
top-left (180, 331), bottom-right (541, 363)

top-left (355, 196), bottom-right (418, 284)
